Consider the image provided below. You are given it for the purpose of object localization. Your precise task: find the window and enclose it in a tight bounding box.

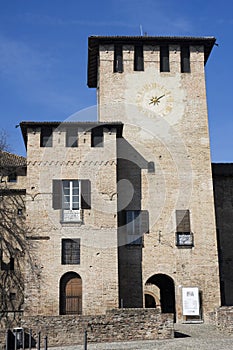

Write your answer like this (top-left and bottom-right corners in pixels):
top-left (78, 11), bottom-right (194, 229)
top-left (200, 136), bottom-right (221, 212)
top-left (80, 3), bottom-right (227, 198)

top-left (181, 46), bottom-right (191, 73)
top-left (52, 179), bottom-right (91, 222)
top-left (176, 209), bottom-right (191, 232)
top-left (148, 161), bottom-right (155, 173)
top-left (40, 127), bottom-right (53, 147)
top-left (160, 45), bottom-right (170, 72)
top-left (8, 172), bottom-right (17, 183)
top-left (91, 127), bottom-right (103, 147)
top-left (176, 209), bottom-right (193, 247)
top-left (17, 208), bottom-right (23, 216)
top-left (134, 45), bottom-right (144, 71)
top-left (62, 180), bottom-right (81, 221)
top-left (10, 292), bottom-right (16, 301)
top-left (114, 45), bottom-right (123, 73)
top-left (66, 128), bottom-right (78, 147)
top-left (62, 239), bottom-right (80, 264)
top-left (125, 210), bottom-right (149, 245)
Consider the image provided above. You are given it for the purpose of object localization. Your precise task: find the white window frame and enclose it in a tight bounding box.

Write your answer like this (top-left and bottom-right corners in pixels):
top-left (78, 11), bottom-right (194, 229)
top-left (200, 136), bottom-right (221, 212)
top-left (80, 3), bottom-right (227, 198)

top-left (62, 180), bottom-right (81, 222)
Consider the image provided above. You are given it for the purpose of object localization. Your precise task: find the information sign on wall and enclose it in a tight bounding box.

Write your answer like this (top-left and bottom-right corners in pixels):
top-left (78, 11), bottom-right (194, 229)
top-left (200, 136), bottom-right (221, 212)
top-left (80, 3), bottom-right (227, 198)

top-left (182, 287), bottom-right (200, 316)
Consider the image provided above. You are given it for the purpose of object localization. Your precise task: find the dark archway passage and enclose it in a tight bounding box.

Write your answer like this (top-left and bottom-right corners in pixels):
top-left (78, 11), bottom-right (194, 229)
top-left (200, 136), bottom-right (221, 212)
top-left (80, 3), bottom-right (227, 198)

top-left (145, 293), bottom-right (156, 308)
top-left (146, 273), bottom-right (176, 321)
top-left (60, 272), bottom-right (82, 315)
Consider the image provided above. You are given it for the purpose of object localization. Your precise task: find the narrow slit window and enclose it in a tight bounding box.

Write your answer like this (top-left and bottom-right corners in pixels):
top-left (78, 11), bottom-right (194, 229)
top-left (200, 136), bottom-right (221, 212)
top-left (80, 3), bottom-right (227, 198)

top-left (181, 46), bottom-right (191, 73)
top-left (160, 45), bottom-right (170, 72)
top-left (134, 45), bottom-right (144, 71)
top-left (114, 45), bottom-right (123, 73)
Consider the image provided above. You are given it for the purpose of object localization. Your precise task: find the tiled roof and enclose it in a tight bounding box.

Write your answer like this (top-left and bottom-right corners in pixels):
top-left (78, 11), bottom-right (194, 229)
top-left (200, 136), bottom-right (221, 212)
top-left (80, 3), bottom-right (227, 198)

top-left (0, 151), bottom-right (26, 168)
top-left (87, 35), bottom-right (216, 87)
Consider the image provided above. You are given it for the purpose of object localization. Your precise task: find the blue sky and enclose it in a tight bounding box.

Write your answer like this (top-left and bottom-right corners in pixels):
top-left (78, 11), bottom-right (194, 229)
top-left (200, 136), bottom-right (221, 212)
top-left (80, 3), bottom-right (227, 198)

top-left (0, 0), bottom-right (232, 161)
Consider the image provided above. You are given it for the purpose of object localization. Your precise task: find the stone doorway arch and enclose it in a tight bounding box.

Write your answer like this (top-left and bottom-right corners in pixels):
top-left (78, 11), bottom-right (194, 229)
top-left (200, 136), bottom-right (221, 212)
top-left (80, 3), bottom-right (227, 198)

top-left (60, 272), bottom-right (82, 315)
top-left (145, 273), bottom-right (176, 321)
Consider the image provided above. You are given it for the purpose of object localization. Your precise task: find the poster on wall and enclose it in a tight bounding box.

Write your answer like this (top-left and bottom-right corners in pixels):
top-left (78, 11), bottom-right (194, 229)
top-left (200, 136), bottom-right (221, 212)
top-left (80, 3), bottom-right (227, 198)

top-left (182, 287), bottom-right (200, 316)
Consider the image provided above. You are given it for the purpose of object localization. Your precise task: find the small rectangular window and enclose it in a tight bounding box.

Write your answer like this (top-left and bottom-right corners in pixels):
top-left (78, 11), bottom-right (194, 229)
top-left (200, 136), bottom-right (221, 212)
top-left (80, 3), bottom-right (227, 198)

top-left (8, 172), bottom-right (17, 183)
top-left (62, 239), bottom-right (80, 264)
top-left (114, 45), bottom-right (123, 73)
top-left (181, 46), bottom-right (191, 73)
top-left (160, 45), bottom-right (170, 72)
top-left (148, 161), bottom-right (155, 173)
top-left (10, 292), bottom-right (16, 301)
top-left (40, 127), bottom-right (53, 147)
top-left (91, 127), bottom-right (103, 147)
top-left (17, 208), bottom-right (23, 216)
top-left (66, 128), bottom-right (78, 147)
top-left (134, 45), bottom-right (144, 71)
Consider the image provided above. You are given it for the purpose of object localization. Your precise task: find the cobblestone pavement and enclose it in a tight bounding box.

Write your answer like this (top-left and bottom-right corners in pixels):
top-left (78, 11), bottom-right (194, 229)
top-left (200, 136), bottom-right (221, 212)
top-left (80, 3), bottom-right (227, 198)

top-left (49, 324), bottom-right (233, 350)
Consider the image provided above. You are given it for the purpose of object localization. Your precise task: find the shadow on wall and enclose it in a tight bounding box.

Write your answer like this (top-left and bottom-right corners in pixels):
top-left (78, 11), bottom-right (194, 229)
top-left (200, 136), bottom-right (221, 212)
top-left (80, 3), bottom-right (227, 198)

top-left (117, 138), bottom-right (150, 308)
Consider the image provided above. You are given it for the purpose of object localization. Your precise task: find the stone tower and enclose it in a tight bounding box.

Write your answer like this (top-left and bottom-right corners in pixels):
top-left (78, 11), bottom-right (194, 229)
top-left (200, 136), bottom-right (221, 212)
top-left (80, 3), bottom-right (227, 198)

top-left (88, 36), bottom-right (220, 322)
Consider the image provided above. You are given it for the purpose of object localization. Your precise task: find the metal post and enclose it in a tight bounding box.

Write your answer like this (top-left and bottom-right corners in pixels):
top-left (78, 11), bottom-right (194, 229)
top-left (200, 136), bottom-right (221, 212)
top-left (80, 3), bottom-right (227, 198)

top-left (84, 330), bottom-right (87, 350)
top-left (22, 329), bottom-right (25, 350)
top-left (29, 329), bottom-right (32, 350)
top-left (5, 330), bottom-right (9, 350)
top-left (37, 331), bottom-right (41, 350)
top-left (44, 336), bottom-right (48, 350)
top-left (14, 331), bottom-right (17, 350)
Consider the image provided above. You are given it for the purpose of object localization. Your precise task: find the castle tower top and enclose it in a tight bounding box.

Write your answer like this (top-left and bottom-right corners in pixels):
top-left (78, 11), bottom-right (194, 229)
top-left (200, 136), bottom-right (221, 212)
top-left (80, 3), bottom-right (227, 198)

top-left (87, 35), bottom-right (216, 88)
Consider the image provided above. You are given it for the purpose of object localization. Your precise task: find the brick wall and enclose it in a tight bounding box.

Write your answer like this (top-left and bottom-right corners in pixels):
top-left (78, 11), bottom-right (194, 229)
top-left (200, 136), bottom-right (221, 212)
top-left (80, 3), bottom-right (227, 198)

top-left (20, 309), bottom-right (173, 346)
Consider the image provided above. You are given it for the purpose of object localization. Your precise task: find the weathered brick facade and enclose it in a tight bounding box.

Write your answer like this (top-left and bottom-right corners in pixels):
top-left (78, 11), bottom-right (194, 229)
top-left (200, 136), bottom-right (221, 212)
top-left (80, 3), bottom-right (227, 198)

top-left (2, 36), bottom-right (233, 340)
top-left (21, 309), bottom-right (174, 346)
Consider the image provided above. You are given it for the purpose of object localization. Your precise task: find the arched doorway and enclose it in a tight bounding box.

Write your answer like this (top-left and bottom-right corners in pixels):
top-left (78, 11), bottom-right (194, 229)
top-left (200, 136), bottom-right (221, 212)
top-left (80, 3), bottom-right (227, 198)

top-left (145, 293), bottom-right (156, 308)
top-left (145, 274), bottom-right (176, 321)
top-left (60, 272), bottom-right (82, 315)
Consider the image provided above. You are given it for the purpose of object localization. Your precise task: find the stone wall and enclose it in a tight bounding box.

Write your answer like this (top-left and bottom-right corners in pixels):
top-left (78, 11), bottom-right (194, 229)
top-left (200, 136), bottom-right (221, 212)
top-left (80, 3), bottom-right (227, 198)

top-left (98, 41), bottom-right (220, 322)
top-left (215, 306), bottom-right (233, 334)
top-left (20, 309), bottom-right (173, 346)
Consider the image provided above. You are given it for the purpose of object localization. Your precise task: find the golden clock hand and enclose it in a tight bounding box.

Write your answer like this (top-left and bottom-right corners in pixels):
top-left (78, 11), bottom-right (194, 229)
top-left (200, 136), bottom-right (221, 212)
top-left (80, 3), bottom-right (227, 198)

top-left (157, 94), bottom-right (165, 101)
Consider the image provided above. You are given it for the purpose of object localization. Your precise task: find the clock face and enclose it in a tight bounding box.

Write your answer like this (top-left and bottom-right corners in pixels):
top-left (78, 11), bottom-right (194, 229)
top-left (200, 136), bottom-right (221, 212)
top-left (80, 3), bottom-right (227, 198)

top-left (136, 82), bottom-right (174, 118)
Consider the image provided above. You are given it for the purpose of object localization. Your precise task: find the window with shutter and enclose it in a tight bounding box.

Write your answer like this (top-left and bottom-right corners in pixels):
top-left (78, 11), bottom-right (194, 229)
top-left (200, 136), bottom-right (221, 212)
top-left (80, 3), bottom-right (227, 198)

top-left (52, 179), bottom-right (91, 222)
top-left (62, 239), bottom-right (80, 264)
top-left (181, 46), bottom-right (191, 73)
top-left (160, 45), bottom-right (170, 72)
